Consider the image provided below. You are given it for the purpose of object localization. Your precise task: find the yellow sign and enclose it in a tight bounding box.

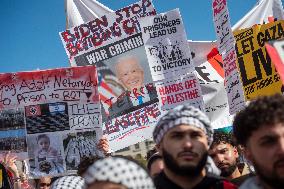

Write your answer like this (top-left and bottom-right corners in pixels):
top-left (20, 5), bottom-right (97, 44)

top-left (0, 169), bottom-right (2, 188)
top-left (234, 20), bottom-right (284, 100)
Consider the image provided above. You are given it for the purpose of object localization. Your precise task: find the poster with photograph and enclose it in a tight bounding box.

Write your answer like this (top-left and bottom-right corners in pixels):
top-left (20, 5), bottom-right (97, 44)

top-left (0, 109), bottom-right (28, 159)
top-left (75, 34), bottom-right (159, 121)
top-left (139, 9), bottom-right (195, 81)
top-left (76, 39), bottom-right (159, 119)
top-left (63, 130), bottom-right (103, 172)
top-left (96, 46), bottom-right (162, 151)
top-left (25, 102), bottom-right (69, 134)
top-left (0, 66), bottom-right (104, 178)
top-left (27, 133), bottom-right (65, 178)
top-left (73, 32), bottom-right (162, 151)
top-left (58, 1), bottom-right (159, 151)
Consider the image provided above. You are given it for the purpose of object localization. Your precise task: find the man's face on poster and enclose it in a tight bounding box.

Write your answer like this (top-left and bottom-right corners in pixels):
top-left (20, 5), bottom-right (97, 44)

top-left (115, 57), bottom-right (144, 91)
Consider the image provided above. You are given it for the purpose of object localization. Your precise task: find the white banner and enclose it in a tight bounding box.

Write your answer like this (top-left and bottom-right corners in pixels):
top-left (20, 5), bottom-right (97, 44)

top-left (212, 0), bottom-right (246, 114)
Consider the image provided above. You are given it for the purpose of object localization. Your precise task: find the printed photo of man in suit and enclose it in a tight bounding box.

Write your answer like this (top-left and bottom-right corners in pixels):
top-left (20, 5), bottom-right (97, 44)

top-left (108, 56), bottom-right (158, 118)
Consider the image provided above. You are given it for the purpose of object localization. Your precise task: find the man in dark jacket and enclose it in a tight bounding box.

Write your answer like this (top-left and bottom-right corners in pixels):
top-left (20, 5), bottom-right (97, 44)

top-left (152, 105), bottom-right (237, 189)
top-left (233, 94), bottom-right (284, 189)
top-left (209, 130), bottom-right (255, 186)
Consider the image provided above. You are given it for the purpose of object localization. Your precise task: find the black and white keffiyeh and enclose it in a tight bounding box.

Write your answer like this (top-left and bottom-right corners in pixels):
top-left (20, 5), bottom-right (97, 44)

top-left (84, 156), bottom-right (155, 189)
top-left (50, 176), bottom-right (85, 189)
top-left (153, 104), bottom-right (213, 145)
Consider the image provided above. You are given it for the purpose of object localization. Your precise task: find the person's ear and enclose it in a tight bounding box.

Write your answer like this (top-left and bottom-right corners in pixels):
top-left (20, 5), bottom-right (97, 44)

top-left (243, 146), bottom-right (253, 163)
top-left (155, 144), bottom-right (163, 156)
top-left (233, 146), bottom-right (239, 158)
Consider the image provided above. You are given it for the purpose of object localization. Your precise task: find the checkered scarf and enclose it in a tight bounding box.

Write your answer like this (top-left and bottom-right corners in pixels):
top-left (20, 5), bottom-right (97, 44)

top-left (50, 176), bottom-right (85, 189)
top-left (153, 104), bottom-right (213, 145)
top-left (83, 156), bottom-right (155, 189)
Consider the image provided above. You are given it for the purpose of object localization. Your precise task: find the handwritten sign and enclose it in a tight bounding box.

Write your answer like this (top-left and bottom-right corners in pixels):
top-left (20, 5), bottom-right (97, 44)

top-left (0, 66), bottom-right (99, 109)
top-left (0, 66), bottom-right (104, 178)
top-left (212, 0), bottom-right (246, 114)
top-left (68, 102), bottom-right (101, 131)
top-left (60, 1), bottom-right (159, 152)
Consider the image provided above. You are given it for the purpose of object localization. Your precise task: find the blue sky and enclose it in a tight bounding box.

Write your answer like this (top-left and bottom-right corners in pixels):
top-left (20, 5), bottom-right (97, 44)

top-left (0, 0), bottom-right (278, 73)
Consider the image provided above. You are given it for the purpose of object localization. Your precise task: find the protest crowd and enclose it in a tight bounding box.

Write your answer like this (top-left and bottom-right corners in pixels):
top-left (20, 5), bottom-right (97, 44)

top-left (2, 0), bottom-right (284, 189)
top-left (1, 94), bottom-right (284, 189)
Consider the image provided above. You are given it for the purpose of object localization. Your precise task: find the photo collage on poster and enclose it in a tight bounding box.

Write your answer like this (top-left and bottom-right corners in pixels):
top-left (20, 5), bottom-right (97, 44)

top-left (60, 0), bottom-right (163, 151)
top-left (0, 66), bottom-right (103, 178)
top-left (60, 1), bottom-right (205, 151)
top-left (0, 109), bottom-right (27, 159)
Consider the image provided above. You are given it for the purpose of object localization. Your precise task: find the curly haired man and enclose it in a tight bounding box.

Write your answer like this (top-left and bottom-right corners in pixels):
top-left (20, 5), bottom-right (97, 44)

top-left (233, 94), bottom-right (284, 189)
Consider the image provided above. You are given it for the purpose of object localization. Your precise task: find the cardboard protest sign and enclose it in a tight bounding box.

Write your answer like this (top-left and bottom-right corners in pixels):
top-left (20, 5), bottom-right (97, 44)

top-left (64, 0), bottom-right (158, 124)
top-left (0, 66), bottom-right (103, 178)
top-left (75, 37), bottom-right (159, 121)
top-left (60, 0), bottom-right (156, 60)
top-left (155, 73), bottom-right (203, 111)
top-left (73, 33), bottom-right (158, 121)
top-left (94, 45), bottom-right (162, 151)
top-left (60, 1), bottom-right (161, 151)
top-left (139, 9), bottom-right (194, 81)
top-left (234, 20), bottom-right (284, 100)
top-left (265, 40), bottom-right (284, 84)
top-left (0, 66), bottom-right (99, 109)
top-left (212, 0), bottom-right (246, 115)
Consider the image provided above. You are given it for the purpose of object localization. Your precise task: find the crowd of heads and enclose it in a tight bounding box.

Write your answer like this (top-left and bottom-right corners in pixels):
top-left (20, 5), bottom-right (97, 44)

top-left (1, 94), bottom-right (284, 189)
top-left (0, 137), bottom-right (26, 151)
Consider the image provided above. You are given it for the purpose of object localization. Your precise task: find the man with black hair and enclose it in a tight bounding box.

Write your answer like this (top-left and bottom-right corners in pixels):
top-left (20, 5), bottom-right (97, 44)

top-left (153, 104), bottom-right (237, 189)
top-left (146, 148), bottom-right (164, 178)
top-left (233, 94), bottom-right (284, 189)
top-left (209, 131), bottom-right (251, 186)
